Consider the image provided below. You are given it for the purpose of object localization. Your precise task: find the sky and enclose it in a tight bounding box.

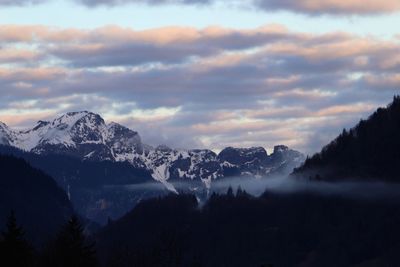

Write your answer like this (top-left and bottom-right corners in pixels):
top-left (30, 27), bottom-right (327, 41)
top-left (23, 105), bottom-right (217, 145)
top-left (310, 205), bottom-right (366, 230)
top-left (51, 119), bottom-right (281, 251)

top-left (0, 0), bottom-right (399, 155)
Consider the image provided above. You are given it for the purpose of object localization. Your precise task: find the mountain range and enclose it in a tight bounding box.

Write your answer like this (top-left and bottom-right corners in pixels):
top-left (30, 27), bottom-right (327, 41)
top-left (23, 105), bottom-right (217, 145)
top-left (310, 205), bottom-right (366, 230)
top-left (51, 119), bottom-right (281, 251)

top-left (0, 111), bottom-right (304, 192)
top-left (2, 98), bottom-right (400, 266)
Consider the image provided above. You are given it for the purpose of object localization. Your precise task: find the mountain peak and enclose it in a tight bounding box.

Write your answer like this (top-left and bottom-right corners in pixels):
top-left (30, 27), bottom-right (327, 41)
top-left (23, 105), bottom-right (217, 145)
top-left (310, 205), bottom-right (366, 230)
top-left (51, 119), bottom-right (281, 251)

top-left (156, 144), bottom-right (173, 152)
top-left (66, 110), bottom-right (94, 116)
top-left (0, 121), bottom-right (9, 131)
top-left (53, 111), bottom-right (104, 126)
top-left (273, 145), bottom-right (289, 154)
top-left (107, 121), bottom-right (137, 134)
top-left (0, 121), bottom-right (11, 145)
top-left (31, 120), bottom-right (50, 131)
top-left (218, 146), bottom-right (269, 166)
top-left (37, 120), bottom-right (50, 125)
top-left (107, 121), bottom-right (122, 128)
top-left (0, 112), bottom-right (305, 190)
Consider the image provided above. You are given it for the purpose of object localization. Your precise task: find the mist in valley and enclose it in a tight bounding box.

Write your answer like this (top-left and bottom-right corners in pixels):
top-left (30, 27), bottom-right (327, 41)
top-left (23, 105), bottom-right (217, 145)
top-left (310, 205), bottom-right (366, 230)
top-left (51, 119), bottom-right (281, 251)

top-left (112, 174), bottom-right (400, 205)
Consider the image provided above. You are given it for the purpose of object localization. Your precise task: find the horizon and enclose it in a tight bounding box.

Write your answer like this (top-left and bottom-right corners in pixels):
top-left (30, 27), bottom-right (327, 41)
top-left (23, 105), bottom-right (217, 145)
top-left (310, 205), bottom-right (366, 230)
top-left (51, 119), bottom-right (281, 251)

top-left (1, 109), bottom-right (300, 155)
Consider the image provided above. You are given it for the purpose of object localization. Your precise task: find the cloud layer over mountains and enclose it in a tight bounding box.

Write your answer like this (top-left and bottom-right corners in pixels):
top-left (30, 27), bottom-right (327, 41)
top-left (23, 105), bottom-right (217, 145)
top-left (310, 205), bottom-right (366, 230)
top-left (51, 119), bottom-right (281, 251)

top-left (0, 23), bottom-right (398, 152)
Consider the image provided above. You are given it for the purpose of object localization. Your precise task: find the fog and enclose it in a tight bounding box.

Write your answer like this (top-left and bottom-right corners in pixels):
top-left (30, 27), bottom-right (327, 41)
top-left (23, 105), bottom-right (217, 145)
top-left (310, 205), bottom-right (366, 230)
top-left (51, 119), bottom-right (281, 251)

top-left (93, 176), bottom-right (400, 224)
top-left (210, 175), bottom-right (400, 200)
top-left (112, 176), bottom-right (400, 201)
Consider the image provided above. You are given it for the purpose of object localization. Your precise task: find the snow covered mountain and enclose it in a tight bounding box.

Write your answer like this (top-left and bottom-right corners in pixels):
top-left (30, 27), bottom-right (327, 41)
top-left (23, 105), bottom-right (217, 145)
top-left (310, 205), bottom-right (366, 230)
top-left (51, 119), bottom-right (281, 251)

top-left (0, 111), bottom-right (305, 190)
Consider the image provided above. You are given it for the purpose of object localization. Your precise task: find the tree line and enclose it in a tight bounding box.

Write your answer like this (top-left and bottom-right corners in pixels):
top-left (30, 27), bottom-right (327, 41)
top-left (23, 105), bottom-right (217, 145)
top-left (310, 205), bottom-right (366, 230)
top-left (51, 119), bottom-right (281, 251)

top-left (0, 212), bottom-right (97, 267)
top-left (296, 95), bottom-right (400, 181)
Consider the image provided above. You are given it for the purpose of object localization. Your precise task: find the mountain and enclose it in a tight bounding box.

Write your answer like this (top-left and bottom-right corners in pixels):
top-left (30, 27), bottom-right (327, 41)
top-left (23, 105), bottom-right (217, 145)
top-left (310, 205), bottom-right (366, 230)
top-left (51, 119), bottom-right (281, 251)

top-left (0, 111), bottom-right (305, 190)
top-left (0, 155), bottom-right (74, 246)
top-left (0, 122), bottom-right (12, 145)
top-left (219, 145), bottom-right (304, 177)
top-left (0, 144), bottom-right (156, 224)
top-left (294, 96), bottom-right (400, 181)
top-left (2, 111), bottom-right (143, 163)
top-left (0, 111), bottom-right (304, 224)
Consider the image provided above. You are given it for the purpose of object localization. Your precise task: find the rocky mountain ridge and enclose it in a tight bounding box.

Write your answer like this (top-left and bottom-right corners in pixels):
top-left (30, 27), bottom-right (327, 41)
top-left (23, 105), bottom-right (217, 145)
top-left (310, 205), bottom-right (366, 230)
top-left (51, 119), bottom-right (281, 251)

top-left (0, 111), bottom-right (305, 190)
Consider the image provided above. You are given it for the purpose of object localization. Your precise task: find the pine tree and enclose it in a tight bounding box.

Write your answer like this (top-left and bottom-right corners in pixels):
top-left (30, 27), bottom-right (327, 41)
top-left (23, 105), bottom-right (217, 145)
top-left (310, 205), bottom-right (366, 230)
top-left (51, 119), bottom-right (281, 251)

top-left (0, 211), bottom-right (34, 267)
top-left (236, 186), bottom-right (243, 197)
top-left (227, 186), bottom-right (234, 197)
top-left (43, 216), bottom-right (98, 267)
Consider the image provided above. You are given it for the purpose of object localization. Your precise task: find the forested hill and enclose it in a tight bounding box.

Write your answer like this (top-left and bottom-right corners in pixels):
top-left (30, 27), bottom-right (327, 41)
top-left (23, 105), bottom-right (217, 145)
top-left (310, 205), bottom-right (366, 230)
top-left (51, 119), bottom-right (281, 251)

top-left (294, 96), bottom-right (400, 181)
top-left (0, 155), bottom-right (74, 245)
top-left (95, 192), bottom-right (400, 267)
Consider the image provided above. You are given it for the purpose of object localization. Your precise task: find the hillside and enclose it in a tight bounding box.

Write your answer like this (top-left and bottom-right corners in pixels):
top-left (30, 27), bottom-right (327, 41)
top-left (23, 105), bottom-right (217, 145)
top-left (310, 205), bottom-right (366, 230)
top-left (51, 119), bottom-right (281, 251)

top-left (294, 96), bottom-right (400, 181)
top-left (0, 145), bottom-right (156, 224)
top-left (95, 192), bottom-right (400, 267)
top-left (0, 155), bottom-right (74, 245)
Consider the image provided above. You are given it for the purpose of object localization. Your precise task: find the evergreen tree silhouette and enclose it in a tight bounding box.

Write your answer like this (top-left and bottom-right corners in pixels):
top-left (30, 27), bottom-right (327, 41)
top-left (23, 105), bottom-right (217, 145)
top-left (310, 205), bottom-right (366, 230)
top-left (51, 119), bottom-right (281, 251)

top-left (236, 186), bottom-right (243, 197)
top-left (42, 215), bottom-right (98, 267)
top-left (0, 211), bottom-right (34, 267)
top-left (296, 95), bottom-right (400, 181)
top-left (227, 186), bottom-right (234, 197)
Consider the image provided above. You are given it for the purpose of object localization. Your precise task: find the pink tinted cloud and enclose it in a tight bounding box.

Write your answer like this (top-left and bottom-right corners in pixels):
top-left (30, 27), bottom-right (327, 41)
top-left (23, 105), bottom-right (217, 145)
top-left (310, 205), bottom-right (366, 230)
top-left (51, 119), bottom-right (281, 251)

top-left (255, 0), bottom-right (400, 15)
top-left (0, 67), bottom-right (67, 81)
top-left (0, 24), bottom-right (398, 153)
top-left (0, 48), bottom-right (40, 63)
top-left (75, 0), bottom-right (400, 15)
top-left (1, 0), bottom-right (400, 15)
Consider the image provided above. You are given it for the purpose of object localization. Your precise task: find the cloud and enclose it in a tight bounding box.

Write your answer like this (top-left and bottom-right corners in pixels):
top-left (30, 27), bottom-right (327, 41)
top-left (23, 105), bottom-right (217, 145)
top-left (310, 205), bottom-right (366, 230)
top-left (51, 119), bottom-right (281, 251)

top-left (72, 0), bottom-right (400, 15)
top-left (253, 0), bottom-right (400, 15)
top-left (76, 0), bottom-right (212, 7)
top-left (0, 48), bottom-right (41, 63)
top-left (0, 0), bottom-right (45, 6)
top-left (0, 24), bottom-right (399, 154)
top-left (1, 0), bottom-right (400, 15)
top-left (0, 24), bottom-right (296, 68)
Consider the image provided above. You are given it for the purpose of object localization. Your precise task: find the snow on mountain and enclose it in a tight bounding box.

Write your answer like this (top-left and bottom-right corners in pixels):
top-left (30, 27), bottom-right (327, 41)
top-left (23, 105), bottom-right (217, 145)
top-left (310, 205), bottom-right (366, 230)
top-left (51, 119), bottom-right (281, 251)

top-left (0, 111), bottom-right (305, 191)
top-left (216, 146), bottom-right (305, 178)
top-left (0, 122), bottom-right (12, 145)
top-left (141, 146), bottom-right (223, 189)
top-left (106, 121), bottom-right (145, 167)
top-left (17, 121), bottom-right (51, 150)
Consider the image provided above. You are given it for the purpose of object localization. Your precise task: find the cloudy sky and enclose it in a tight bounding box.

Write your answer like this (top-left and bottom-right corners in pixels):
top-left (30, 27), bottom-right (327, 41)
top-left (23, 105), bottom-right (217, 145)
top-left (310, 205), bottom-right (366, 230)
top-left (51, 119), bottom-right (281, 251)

top-left (0, 0), bottom-right (399, 154)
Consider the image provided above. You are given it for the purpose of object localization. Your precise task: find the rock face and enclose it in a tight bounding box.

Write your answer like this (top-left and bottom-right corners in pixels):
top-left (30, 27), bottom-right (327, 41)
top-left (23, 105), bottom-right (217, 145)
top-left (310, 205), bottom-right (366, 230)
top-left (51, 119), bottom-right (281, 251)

top-left (218, 146), bottom-right (304, 177)
top-left (0, 122), bottom-right (12, 145)
top-left (0, 111), bottom-right (305, 190)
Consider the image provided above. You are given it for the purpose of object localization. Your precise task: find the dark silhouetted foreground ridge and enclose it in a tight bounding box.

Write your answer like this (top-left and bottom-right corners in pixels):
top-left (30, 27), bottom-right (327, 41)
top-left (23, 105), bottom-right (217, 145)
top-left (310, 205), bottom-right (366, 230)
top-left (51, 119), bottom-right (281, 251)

top-left (295, 96), bottom-right (400, 182)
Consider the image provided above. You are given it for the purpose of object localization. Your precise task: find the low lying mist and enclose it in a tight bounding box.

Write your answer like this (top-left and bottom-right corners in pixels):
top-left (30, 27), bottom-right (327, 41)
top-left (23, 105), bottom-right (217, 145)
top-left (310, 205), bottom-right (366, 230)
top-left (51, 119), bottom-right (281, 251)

top-left (93, 176), bottom-right (400, 224)
top-left (110, 176), bottom-right (400, 201)
top-left (210, 175), bottom-right (400, 200)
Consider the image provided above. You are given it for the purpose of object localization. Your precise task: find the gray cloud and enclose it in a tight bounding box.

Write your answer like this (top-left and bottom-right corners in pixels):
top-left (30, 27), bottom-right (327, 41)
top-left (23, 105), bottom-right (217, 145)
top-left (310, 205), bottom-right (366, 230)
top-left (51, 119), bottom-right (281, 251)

top-left (253, 0), bottom-right (400, 15)
top-left (73, 0), bottom-right (400, 15)
top-left (72, 0), bottom-right (400, 15)
top-left (1, 0), bottom-right (399, 15)
top-left (0, 0), bottom-right (45, 6)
